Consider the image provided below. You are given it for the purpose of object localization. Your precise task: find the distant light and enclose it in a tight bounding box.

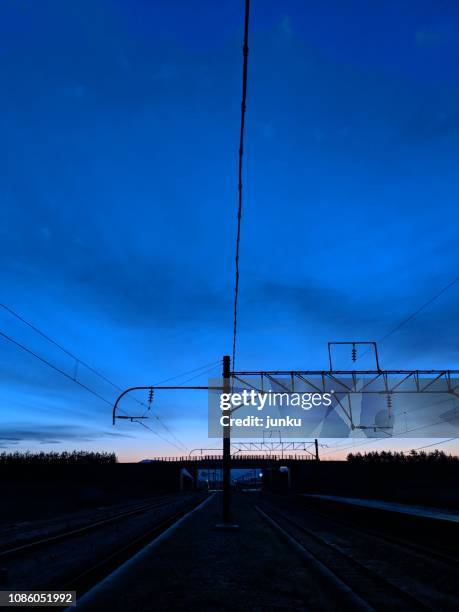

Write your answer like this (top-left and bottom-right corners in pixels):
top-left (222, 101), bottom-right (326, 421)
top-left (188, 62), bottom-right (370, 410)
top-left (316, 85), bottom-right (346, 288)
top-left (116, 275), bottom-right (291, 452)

top-left (259, 472), bottom-right (263, 477)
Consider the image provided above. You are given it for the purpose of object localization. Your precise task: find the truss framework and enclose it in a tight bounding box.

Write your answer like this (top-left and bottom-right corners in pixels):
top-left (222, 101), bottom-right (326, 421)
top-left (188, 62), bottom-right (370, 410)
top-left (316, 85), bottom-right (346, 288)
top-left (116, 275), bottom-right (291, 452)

top-left (232, 441), bottom-right (317, 458)
top-left (231, 370), bottom-right (459, 396)
top-left (189, 441), bottom-right (318, 458)
top-left (230, 369), bottom-right (459, 433)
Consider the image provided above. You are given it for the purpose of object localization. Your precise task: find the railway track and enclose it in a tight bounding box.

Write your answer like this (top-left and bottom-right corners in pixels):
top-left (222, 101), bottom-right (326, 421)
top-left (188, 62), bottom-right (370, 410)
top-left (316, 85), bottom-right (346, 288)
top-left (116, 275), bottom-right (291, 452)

top-left (301, 499), bottom-right (459, 567)
top-left (0, 496), bottom-right (174, 546)
top-left (0, 493), bottom-right (209, 597)
top-left (0, 495), bottom-right (182, 559)
top-left (62, 494), bottom-right (212, 595)
top-left (296, 496), bottom-right (458, 568)
top-left (256, 501), bottom-right (446, 611)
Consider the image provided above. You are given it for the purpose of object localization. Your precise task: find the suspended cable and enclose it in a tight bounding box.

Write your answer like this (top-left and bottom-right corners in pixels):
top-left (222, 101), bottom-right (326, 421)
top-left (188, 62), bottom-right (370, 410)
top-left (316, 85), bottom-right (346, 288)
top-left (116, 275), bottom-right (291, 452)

top-left (149, 360), bottom-right (222, 387)
top-left (349, 277), bottom-right (459, 367)
top-left (0, 303), bottom-right (124, 392)
top-left (231, 0), bottom-right (250, 370)
top-left (134, 419), bottom-right (188, 454)
top-left (0, 329), bottom-right (113, 407)
top-left (378, 277), bottom-right (459, 346)
top-left (409, 437), bottom-right (458, 452)
top-left (145, 362), bottom-right (223, 452)
top-left (179, 363), bottom-right (222, 385)
top-left (0, 304), bottom-right (223, 453)
top-left (0, 327), bottom-right (212, 454)
top-left (321, 413), bottom-right (459, 457)
top-left (141, 363), bottom-right (222, 452)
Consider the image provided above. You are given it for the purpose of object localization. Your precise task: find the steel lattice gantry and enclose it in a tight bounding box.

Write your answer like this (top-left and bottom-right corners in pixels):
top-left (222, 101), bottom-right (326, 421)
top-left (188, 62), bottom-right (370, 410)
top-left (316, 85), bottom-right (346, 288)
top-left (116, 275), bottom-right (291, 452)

top-left (229, 369), bottom-right (459, 435)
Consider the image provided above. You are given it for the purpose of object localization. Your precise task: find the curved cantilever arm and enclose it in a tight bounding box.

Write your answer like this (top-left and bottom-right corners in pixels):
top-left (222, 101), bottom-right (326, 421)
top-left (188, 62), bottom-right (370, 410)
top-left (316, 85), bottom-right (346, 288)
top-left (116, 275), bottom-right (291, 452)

top-left (112, 384), bottom-right (224, 425)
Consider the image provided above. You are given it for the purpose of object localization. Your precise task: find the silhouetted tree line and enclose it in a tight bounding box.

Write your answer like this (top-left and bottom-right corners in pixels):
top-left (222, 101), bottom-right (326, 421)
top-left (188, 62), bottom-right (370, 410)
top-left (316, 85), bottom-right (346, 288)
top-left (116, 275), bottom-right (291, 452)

top-left (347, 449), bottom-right (458, 464)
top-left (0, 451), bottom-right (117, 465)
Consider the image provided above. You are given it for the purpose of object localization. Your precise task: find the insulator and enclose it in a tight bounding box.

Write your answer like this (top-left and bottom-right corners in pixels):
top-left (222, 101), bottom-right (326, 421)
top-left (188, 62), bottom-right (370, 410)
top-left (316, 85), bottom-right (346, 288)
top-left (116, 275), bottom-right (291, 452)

top-left (387, 394), bottom-right (392, 410)
top-left (351, 344), bottom-right (357, 362)
top-left (148, 388), bottom-right (154, 407)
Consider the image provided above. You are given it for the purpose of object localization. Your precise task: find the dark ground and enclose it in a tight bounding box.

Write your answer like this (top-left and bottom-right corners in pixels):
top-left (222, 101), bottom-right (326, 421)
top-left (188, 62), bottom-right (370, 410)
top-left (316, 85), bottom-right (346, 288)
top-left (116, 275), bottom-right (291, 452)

top-left (2, 461), bottom-right (458, 524)
top-left (76, 492), bottom-right (334, 612)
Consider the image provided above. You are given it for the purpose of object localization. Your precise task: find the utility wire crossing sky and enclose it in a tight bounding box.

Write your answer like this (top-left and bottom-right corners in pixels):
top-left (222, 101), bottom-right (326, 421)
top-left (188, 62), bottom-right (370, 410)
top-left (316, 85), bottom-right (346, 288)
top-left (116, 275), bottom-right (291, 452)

top-left (1, 0), bottom-right (459, 460)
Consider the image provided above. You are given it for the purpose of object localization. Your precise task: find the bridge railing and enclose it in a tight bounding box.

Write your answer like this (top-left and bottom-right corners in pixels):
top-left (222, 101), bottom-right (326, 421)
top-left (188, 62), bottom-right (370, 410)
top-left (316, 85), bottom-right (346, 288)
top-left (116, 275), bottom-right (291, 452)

top-left (146, 454), bottom-right (314, 462)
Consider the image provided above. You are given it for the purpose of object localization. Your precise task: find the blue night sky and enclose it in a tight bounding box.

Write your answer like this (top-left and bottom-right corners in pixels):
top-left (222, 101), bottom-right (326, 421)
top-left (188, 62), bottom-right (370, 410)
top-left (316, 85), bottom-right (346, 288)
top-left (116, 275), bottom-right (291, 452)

top-left (1, 1), bottom-right (458, 460)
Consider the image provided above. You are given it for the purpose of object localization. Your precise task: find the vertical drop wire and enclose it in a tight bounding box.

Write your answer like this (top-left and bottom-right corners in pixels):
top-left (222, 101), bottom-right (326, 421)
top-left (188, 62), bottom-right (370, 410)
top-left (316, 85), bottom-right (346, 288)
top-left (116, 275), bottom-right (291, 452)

top-left (232, 0), bottom-right (250, 371)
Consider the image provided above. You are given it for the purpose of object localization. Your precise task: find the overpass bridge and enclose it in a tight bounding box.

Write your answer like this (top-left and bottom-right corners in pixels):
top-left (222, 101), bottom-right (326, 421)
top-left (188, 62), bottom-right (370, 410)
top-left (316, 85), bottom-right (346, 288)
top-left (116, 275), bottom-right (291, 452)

top-left (141, 454), bottom-right (316, 492)
top-left (149, 454), bottom-right (315, 470)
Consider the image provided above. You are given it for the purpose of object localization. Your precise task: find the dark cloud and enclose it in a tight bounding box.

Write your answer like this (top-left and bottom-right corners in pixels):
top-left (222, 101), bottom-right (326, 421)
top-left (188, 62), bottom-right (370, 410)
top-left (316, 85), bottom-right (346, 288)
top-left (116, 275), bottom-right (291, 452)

top-left (1, 1), bottom-right (459, 457)
top-left (0, 425), bottom-right (134, 448)
top-left (245, 277), bottom-right (459, 365)
top-left (247, 278), bottom-right (387, 331)
top-left (0, 212), bottom-right (228, 329)
top-left (416, 27), bottom-right (454, 48)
